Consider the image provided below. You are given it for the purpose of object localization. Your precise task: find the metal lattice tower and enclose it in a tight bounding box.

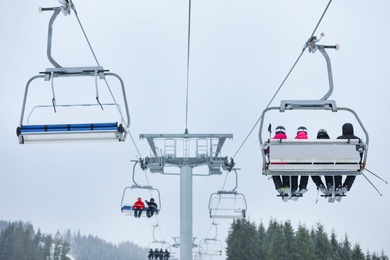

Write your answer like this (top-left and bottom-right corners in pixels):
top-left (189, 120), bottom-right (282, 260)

top-left (140, 133), bottom-right (233, 260)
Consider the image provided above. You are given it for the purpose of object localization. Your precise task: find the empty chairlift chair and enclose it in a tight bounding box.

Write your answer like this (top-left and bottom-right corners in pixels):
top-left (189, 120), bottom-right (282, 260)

top-left (16, 2), bottom-right (130, 144)
top-left (198, 222), bottom-right (223, 256)
top-left (208, 169), bottom-right (247, 219)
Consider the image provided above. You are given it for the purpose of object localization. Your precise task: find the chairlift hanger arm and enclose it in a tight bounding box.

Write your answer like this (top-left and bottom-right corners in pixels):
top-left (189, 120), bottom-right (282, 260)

top-left (39, 6), bottom-right (64, 68)
top-left (304, 33), bottom-right (339, 100)
top-left (39, 0), bottom-right (78, 67)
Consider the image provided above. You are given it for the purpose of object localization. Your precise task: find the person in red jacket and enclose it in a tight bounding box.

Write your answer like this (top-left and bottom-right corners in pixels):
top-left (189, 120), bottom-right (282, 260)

top-left (132, 197), bottom-right (145, 218)
top-left (294, 126), bottom-right (309, 195)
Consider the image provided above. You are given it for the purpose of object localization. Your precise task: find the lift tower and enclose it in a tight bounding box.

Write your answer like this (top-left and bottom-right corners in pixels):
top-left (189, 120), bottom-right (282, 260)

top-left (140, 133), bottom-right (233, 260)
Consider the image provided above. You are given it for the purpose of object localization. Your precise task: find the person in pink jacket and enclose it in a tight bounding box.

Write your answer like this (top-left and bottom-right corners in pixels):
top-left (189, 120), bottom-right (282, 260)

top-left (270, 126), bottom-right (290, 194)
top-left (294, 126), bottom-right (309, 195)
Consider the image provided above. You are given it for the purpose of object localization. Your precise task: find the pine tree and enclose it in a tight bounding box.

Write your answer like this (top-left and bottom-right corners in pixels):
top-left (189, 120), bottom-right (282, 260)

top-left (312, 223), bottom-right (331, 260)
top-left (330, 229), bottom-right (342, 260)
top-left (257, 222), bottom-right (267, 260)
top-left (281, 220), bottom-right (295, 260)
top-left (60, 241), bottom-right (71, 260)
top-left (43, 234), bottom-right (53, 260)
top-left (340, 234), bottom-right (352, 260)
top-left (380, 250), bottom-right (390, 260)
top-left (266, 219), bottom-right (285, 260)
top-left (293, 223), bottom-right (315, 260)
top-left (225, 219), bottom-right (260, 260)
top-left (351, 243), bottom-right (365, 260)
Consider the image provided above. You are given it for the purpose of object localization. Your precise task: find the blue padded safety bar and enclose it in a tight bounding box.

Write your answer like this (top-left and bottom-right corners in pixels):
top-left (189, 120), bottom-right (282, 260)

top-left (16, 122), bottom-right (125, 144)
top-left (121, 205), bottom-right (159, 213)
top-left (19, 122), bottom-right (120, 133)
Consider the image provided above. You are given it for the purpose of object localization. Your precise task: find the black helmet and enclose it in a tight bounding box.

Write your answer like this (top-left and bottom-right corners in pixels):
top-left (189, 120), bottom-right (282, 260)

top-left (317, 129), bottom-right (330, 139)
top-left (297, 126), bottom-right (307, 133)
top-left (275, 126), bottom-right (286, 134)
top-left (150, 198), bottom-right (155, 202)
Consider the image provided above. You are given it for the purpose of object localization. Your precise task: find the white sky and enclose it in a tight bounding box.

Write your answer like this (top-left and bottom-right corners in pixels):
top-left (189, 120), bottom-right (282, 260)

top-left (1, 0), bottom-right (389, 259)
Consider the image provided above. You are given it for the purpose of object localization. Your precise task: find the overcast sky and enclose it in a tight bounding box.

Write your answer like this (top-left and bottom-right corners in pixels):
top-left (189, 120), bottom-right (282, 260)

top-left (1, 0), bottom-right (389, 259)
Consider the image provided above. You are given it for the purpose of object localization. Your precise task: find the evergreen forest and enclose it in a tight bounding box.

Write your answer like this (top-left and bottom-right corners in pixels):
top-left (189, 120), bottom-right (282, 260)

top-left (1, 219), bottom-right (389, 259)
top-left (225, 218), bottom-right (388, 260)
top-left (0, 220), bottom-right (147, 260)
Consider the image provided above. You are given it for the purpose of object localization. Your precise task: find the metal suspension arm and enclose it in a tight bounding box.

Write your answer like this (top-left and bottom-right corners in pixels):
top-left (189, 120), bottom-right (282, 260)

top-left (305, 33), bottom-right (339, 100)
top-left (40, 6), bottom-right (63, 68)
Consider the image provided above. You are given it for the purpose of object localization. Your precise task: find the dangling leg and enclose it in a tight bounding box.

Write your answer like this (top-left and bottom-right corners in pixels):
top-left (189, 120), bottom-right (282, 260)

top-left (291, 176), bottom-right (298, 193)
top-left (334, 175), bottom-right (342, 188)
top-left (324, 176), bottom-right (333, 190)
top-left (343, 175), bottom-right (356, 191)
top-left (272, 176), bottom-right (284, 194)
top-left (299, 176), bottom-right (309, 191)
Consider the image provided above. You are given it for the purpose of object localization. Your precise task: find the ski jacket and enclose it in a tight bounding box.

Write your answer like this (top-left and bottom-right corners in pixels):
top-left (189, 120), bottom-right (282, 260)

top-left (295, 131), bottom-right (308, 139)
top-left (337, 123), bottom-right (360, 140)
top-left (273, 133), bottom-right (287, 139)
top-left (146, 200), bottom-right (158, 209)
top-left (133, 200), bottom-right (145, 209)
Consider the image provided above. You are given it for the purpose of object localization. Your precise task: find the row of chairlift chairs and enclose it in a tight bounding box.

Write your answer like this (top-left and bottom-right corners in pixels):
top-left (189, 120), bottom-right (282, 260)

top-left (15, 9), bottom-right (371, 260)
top-left (16, 1), bottom-right (369, 204)
top-left (17, 5), bottom-right (372, 256)
top-left (119, 159), bottom-right (245, 258)
top-left (23, 3), bottom-right (246, 253)
top-left (17, 0), bottom-right (248, 217)
top-left (119, 160), bottom-right (228, 257)
top-left (142, 223), bottom-right (223, 259)
top-left (120, 159), bottom-right (247, 220)
top-left (16, 2), bottom-right (372, 260)
top-left (147, 223), bottom-right (223, 258)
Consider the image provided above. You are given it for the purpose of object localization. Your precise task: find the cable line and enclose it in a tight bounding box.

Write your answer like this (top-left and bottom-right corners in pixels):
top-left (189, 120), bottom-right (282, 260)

top-left (71, 2), bottom-right (100, 67)
top-left (68, 0), bottom-right (144, 156)
top-left (232, 0), bottom-right (333, 159)
top-left (128, 131), bottom-right (143, 158)
top-left (307, 0), bottom-right (333, 44)
top-left (184, 0), bottom-right (192, 133)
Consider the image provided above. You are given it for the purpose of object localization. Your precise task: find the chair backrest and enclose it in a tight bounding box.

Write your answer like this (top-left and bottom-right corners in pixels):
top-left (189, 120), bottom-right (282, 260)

top-left (264, 139), bottom-right (365, 176)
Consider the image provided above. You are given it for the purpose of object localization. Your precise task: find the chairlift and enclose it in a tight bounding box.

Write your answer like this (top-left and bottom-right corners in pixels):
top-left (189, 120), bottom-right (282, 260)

top-left (171, 237), bottom-right (198, 249)
top-left (198, 222), bottom-right (223, 256)
top-left (120, 161), bottom-right (161, 217)
top-left (259, 35), bottom-right (369, 181)
top-left (208, 169), bottom-right (247, 219)
top-left (148, 224), bottom-right (171, 250)
top-left (16, 2), bottom-right (130, 144)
